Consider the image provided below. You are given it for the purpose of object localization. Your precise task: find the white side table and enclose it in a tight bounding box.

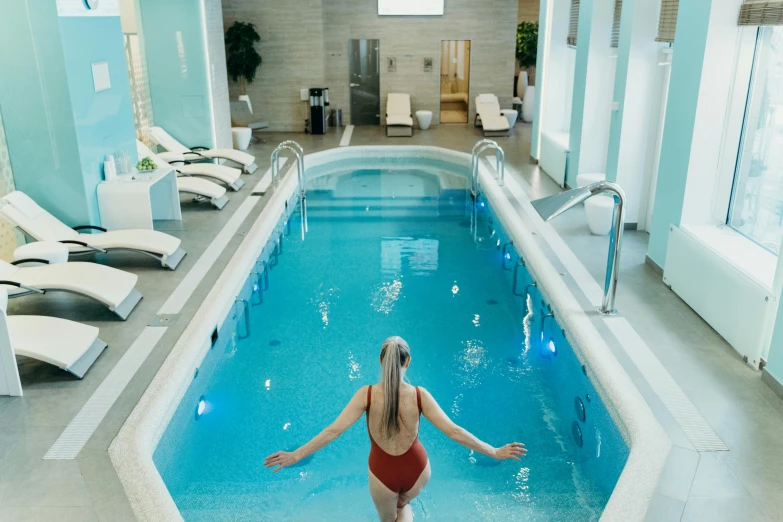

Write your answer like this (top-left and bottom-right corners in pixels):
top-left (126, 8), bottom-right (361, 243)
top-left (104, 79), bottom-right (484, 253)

top-left (14, 241), bottom-right (69, 265)
top-left (97, 168), bottom-right (182, 231)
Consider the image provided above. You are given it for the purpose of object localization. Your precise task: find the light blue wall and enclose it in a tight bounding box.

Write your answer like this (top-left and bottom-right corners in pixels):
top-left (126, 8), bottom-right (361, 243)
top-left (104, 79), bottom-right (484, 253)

top-left (767, 301), bottom-right (783, 383)
top-left (647, 0), bottom-right (713, 266)
top-left (566, 0), bottom-right (594, 188)
top-left (0, 3), bottom-right (136, 227)
top-left (531, 0), bottom-right (550, 160)
top-left (0, 1), bottom-right (89, 225)
top-left (59, 16), bottom-right (138, 223)
top-left (138, 0), bottom-right (215, 149)
top-left (604, 0), bottom-right (634, 184)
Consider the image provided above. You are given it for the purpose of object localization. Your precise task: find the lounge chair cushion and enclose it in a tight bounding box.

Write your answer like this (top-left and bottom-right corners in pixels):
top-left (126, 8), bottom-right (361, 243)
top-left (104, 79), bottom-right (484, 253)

top-left (0, 191), bottom-right (182, 258)
top-left (193, 148), bottom-right (256, 169)
top-left (475, 94), bottom-right (510, 132)
top-left (177, 163), bottom-right (242, 185)
top-left (138, 140), bottom-right (237, 195)
top-left (73, 229), bottom-right (181, 256)
top-left (386, 115), bottom-right (414, 126)
top-left (1, 193), bottom-right (79, 241)
top-left (148, 127), bottom-right (256, 169)
top-left (177, 177), bottom-right (227, 200)
top-left (1, 261), bottom-right (138, 310)
top-left (386, 93), bottom-right (414, 127)
top-left (8, 315), bottom-right (100, 370)
top-left (148, 127), bottom-right (192, 155)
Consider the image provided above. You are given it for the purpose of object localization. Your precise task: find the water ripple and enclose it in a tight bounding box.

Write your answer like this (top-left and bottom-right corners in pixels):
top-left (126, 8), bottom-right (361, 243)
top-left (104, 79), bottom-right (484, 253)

top-left (370, 279), bottom-right (403, 314)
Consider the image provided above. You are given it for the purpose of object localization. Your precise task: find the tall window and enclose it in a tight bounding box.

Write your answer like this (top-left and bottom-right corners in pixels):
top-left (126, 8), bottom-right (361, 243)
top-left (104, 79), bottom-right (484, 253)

top-left (728, 26), bottom-right (783, 253)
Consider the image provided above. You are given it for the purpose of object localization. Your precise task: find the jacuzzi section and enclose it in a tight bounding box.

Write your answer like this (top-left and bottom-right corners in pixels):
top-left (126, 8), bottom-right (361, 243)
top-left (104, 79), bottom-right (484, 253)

top-left (110, 146), bottom-right (669, 522)
top-left (488, 204), bottom-right (629, 494)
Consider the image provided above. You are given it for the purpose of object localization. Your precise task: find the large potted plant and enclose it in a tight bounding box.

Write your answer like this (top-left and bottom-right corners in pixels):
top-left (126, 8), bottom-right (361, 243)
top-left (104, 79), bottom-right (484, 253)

top-left (516, 21), bottom-right (538, 123)
top-left (225, 21), bottom-right (262, 112)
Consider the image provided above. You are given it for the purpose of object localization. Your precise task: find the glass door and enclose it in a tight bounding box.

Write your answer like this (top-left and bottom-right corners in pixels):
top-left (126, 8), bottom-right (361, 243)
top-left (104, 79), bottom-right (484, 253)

top-left (349, 39), bottom-right (381, 126)
top-left (440, 40), bottom-right (471, 123)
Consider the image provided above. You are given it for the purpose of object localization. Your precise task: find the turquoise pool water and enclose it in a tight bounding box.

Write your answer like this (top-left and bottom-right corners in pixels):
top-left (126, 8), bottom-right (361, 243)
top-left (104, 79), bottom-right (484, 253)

top-left (154, 159), bottom-right (628, 521)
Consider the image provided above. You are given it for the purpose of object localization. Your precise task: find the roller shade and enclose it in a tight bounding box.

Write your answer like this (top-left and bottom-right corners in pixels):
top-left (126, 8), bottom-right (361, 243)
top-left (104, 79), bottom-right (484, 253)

top-left (738, 0), bottom-right (783, 25)
top-left (568, 0), bottom-right (580, 46)
top-left (656, 0), bottom-right (679, 42)
top-left (611, 0), bottom-right (622, 47)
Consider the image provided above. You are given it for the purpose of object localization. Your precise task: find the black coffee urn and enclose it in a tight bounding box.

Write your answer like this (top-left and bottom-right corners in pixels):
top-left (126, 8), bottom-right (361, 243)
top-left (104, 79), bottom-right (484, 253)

top-left (307, 88), bottom-right (329, 134)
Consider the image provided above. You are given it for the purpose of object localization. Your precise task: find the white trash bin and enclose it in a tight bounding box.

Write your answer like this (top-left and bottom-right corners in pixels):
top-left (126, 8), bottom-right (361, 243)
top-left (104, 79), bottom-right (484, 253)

top-left (415, 110), bottom-right (433, 130)
top-left (232, 127), bottom-right (252, 151)
top-left (501, 109), bottom-right (518, 128)
top-left (585, 195), bottom-right (615, 236)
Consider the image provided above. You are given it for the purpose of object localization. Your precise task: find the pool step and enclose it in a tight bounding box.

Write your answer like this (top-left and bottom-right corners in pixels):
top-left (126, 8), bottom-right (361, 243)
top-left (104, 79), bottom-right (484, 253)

top-left (305, 197), bottom-right (469, 218)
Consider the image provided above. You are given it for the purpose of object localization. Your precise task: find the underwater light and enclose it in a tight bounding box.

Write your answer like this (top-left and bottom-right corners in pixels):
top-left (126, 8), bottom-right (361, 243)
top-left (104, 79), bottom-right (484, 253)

top-left (547, 340), bottom-right (557, 355)
top-left (479, 201), bottom-right (485, 208)
top-left (195, 395), bottom-right (206, 420)
top-left (505, 252), bottom-right (512, 260)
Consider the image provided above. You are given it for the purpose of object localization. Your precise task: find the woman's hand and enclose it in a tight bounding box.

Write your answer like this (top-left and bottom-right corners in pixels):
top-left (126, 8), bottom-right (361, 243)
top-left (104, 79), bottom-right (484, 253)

top-left (264, 451), bottom-right (299, 473)
top-left (492, 442), bottom-right (527, 460)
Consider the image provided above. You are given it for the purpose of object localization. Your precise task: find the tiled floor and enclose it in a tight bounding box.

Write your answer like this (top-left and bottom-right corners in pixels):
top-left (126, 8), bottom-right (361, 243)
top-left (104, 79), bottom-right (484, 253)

top-left (0, 123), bottom-right (781, 521)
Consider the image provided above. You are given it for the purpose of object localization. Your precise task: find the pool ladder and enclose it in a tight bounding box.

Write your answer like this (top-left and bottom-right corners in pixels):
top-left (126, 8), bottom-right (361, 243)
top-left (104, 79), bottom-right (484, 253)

top-left (471, 139), bottom-right (505, 198)
top-left (271, 141), bottom-right (308, 239)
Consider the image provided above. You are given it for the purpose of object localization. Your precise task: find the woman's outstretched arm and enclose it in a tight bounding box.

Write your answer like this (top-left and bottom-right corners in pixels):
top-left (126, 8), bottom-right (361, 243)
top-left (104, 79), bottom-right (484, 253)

top-left (265, 385), bottom-right (369, 473)
top-left (419, 387), bottom-right (527, 460)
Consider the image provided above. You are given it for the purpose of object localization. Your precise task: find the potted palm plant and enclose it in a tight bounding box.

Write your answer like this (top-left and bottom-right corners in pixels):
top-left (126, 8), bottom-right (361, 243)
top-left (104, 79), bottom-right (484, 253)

top-left (516, 21), bottom-right (538, 122)
top-left (225, 21), bottom-right (262, 112)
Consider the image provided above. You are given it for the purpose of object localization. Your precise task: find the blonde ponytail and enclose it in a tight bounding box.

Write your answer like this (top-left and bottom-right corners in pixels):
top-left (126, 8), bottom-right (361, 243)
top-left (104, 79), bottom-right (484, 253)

top-left (380, 336), bottom-right (411, 437)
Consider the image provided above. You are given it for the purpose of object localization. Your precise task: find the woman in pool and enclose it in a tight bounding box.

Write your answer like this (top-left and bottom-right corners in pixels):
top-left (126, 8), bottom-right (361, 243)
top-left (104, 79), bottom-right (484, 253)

top-left (264, 336), bottom-right (527, 522)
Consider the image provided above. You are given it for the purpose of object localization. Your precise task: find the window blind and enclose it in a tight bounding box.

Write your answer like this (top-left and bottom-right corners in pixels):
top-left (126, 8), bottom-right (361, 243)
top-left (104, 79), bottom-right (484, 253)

top-left (611, 0), bottom-right (623, 47)
top-left (568, 0), bottom-right (580, 46)
top-left (656, 0), bottom-right (679, 42)
top-left (738, 0), bottom-right (783, 26)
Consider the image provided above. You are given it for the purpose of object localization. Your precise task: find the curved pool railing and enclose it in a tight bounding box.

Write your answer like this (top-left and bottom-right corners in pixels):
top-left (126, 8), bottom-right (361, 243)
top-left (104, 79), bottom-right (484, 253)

top-left (271, 141), bottom-right (308, 238)
top-left (471, 140), bottom-right (505, 197)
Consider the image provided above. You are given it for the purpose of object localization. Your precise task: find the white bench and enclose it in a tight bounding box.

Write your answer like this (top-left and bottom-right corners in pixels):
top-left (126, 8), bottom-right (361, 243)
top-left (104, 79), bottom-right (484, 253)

top-left (540, 131), bottom-right (570, 187)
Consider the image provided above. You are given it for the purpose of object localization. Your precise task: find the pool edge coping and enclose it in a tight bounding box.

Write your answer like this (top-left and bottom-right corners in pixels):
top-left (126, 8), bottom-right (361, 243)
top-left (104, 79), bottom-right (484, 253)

top-left (109, 145), bottom-right (671, 522)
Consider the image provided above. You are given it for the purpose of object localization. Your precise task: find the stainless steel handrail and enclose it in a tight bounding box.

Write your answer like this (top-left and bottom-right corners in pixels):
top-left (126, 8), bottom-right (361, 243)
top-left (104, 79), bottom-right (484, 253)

top-left (271, 141), bottom-right (308, 239)
top-left (470, 140), bottom-right (505, 197)
top-left (271, 144), bottom-right (303, 190)
top-left (530, 181), bottom-right (627, 315)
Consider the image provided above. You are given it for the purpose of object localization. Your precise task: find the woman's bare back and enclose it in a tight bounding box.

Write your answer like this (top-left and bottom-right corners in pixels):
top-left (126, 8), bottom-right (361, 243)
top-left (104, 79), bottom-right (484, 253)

top-left (367, 383), bottom-right (421, 455)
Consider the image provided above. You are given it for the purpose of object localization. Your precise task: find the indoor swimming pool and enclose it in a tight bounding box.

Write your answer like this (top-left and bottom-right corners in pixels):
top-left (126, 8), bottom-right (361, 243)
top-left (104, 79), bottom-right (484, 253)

top-left (152, 159), bottom-right (629, 521)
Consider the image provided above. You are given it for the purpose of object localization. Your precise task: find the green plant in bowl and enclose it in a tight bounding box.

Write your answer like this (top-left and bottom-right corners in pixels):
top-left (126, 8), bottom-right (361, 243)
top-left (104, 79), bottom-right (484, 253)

top-left (136, 157), bottom-right (157, 172)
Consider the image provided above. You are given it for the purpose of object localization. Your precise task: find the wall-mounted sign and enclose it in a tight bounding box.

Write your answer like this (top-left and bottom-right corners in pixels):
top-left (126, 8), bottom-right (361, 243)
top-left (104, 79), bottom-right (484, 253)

top-left (387, 57), bottom-right (397, 73)
top-left (379, 0), bottom-right (444, 15)
top-left (91, 62), bottom-right (111, 92)
top-left (423, 57), bottom-right (433, 72)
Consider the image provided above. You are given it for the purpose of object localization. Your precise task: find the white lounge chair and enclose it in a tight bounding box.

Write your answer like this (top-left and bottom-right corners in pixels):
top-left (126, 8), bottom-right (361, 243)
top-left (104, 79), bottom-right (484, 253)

top-left (0, 290), bottom-right (107, 384)
top-left (0, 259), bottom-right (141, 320)
top-left (137, 141), bottom-right (231, 208)
top-left (386, 93), bottom-right (414, 137)
top-left (148, 126), bottom-right (258, 174)
top-left (0, 192), bottom-right (186, 270)
top-left (474, 94), bottom-right (510, 137)
top-left (139, 139), bottom-right (243, 192)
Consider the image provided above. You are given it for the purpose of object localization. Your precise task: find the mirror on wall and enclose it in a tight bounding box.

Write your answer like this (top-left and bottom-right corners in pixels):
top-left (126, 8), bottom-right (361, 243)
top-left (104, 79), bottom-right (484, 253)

top-left (440, 40), bottom-right (471, 124)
